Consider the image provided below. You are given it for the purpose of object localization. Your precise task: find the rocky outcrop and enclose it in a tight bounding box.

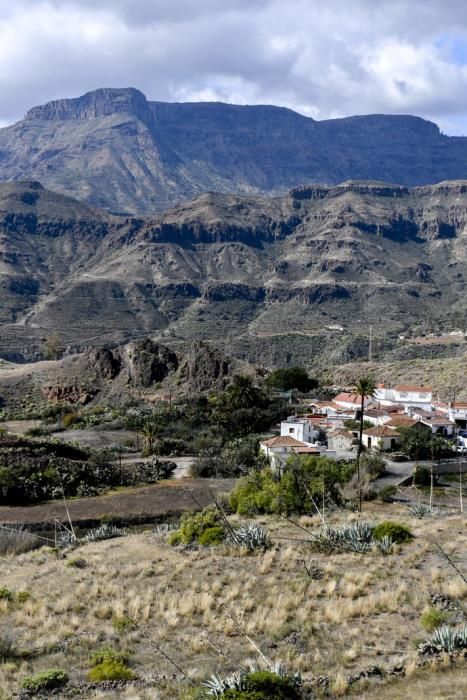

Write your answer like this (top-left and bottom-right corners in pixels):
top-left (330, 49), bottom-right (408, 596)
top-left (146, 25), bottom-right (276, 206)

top-left (41, 385), bottom-right (95, 405)
top-left (123, 339), bottom-right (178, 388)
top-left (178, 342), bottom-right (231, 393)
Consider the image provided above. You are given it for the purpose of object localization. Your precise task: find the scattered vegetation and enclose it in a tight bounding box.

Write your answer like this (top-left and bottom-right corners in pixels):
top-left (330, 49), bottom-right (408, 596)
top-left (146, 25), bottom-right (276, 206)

top-left (21, 669), bottom-right (69, 691)
top-left (88, 646), bottom-right (136, 681)
top-left (420, 607), bottom-right (449, 632)
top-left (373, 521), bottom-right (413, 544)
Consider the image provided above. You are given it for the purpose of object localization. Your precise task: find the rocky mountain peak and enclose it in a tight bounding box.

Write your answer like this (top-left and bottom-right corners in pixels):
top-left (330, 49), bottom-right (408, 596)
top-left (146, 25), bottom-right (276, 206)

top-left (25, 87), bottom-right (155, 128)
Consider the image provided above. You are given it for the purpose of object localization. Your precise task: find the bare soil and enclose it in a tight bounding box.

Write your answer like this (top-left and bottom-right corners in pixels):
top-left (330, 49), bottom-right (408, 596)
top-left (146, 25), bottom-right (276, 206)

top-left (0, 478), bottom-right (234, 529)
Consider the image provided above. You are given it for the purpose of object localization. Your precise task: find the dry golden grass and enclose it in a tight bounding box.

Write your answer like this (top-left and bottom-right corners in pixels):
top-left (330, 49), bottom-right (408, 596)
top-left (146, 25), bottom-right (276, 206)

top-left (0, 507), bottom-right (465, 699)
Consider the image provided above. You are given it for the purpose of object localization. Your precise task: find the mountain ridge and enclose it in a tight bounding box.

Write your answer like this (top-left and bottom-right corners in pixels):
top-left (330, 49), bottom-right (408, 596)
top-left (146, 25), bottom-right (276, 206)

top-left (0, 178), bottom-right (465, 367)
top-left (1, 87), bottom-right (467, 213)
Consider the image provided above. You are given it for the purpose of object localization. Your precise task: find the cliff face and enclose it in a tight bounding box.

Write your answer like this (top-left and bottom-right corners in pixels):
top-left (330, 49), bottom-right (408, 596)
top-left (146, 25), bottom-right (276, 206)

top-left (1, 88), bottom-right (467, 213)
top-left (0, 179), bottom-right (466, 365)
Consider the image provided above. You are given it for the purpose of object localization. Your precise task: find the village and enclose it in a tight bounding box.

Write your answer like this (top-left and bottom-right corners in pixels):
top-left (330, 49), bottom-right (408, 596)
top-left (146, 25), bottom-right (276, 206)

top-left (261, 383), bottom-right (467, 471)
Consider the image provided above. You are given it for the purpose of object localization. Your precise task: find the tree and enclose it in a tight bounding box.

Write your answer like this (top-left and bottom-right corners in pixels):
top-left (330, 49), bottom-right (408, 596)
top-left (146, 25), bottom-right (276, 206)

top-left (266, 366), bottom-right (318, 393)
top-left (43, 333), bottom-right (62, 360)
top-left (141, 418), bottom-right (162, 454)
top-left (353, 375), bottom-right (376, 512)
top-left (225, 374), bottom-right (262, 410)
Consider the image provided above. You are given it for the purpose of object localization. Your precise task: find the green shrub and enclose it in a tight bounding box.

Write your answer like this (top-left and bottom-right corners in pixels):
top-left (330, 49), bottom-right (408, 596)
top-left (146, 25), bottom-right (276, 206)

top-left (112, 615), bottom-right (132, 632)
top-left (67, 557), bottom-right (87, 569)
top-left (421, 607), bottom-right (449, 632)
top-left (373, 521), bottom-right (413, 544)
top-left (379, 485), bottom-right (397, 502)
top-left (88, 660), bottom-right (137, 681)
top-left (0, 587), bottom-right (14, 601)
top-left (170, 507), bottom-right (225, 546)
top-left (230, 456), bottom-right (355, 516)
top-left (21, 669), bottom-right (69, 690)
top-left (62, 412), bottom-right (80, 428)
top-left (16, 591), bottom-right (30, 603)
top-left (89, 646), bottom-right (130, 666)
top-left (168, 531), bottom-right (182, 546)
top-left (198, 526), bottom-right (225, 546)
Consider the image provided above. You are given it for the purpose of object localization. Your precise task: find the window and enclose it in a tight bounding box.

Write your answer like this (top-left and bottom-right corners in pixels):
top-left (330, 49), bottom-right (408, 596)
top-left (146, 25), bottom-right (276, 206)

top-left (399, 392), bottom-right (408, 398)
top-left (419, 394), bottom-right (427, 400)
top-left (289, 428), bottom-right (294, 433)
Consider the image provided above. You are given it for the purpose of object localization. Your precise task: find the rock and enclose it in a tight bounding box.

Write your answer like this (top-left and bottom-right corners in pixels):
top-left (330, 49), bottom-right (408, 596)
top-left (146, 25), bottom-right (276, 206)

top-left (124, 339), bottom-right (178, 388)
top-left (41, 384), bottom-right (95, 405)
top-left (90, 347), bottom-right (121, 380)
top-left (178, 341), bottom-right (231, 393)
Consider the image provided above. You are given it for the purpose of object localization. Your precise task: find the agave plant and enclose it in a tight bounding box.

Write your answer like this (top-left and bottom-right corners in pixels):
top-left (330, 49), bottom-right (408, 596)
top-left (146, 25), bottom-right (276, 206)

top-left (311, 522), bottom-right (375, 553)
top-left (82, 524), bottom-right (127, 543)
top-left (374, 535), bottom-right (394, 555)
top-left (229, 523), bottom-right (271, 551)
top-left (419, 625), bottom-right (467, 655)
top-left (203, 664), bottom-right (302, 697)
top-left (153, 521), bottom-right (179, 534)
top-left (203, 670), bottom-right (248, 697)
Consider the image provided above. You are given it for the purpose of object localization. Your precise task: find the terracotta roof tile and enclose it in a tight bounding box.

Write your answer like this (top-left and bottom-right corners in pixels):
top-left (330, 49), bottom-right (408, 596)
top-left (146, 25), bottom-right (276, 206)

top-left (260, 436), bottom-right (308, 448)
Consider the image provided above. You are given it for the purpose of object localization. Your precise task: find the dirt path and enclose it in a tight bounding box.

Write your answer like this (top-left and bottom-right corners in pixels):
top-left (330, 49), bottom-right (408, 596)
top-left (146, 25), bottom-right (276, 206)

top-left (0, 478), bottom-right (234, 528)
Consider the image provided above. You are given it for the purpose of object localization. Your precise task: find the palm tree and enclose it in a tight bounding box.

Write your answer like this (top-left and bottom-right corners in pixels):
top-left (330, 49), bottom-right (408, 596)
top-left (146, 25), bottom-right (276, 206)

top-left (226, 374), bottom-right (261, 410)
top-left (353, 375), bottom-right (377, 511)
top-left (141, 418), bottom-right (160, 454)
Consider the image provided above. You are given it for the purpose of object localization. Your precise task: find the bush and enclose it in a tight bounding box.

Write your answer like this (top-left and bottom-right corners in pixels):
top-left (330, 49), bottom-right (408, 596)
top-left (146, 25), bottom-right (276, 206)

top-left (21, 669), bottom-right (69, 691)
top-left (413, 466), bottom-right (431, 486)
top-left (169, 507), bottom-right (225, 546)
top-left (204, 668), bottom-right (301, 699)
top-left (67, 557), bottom-right (87, 569)
top-left (379, 485), bottom-right (397, 502)
top-left (112, 615), bottom-right (132, 633)
top-left (229, 457), bottom-right (355, 516)
top-left (0, 587), bottom-right (14, 601)
top-left (88, 660), bottom-right (137, 681)
top-left (198, 526), bottom-right (226, 546)
top-left (89, 646), bottom-right (130, 667)
top-left (421, 607), bottom-right (449, 632)
top-left (373, 521), bottom-right (413, 544)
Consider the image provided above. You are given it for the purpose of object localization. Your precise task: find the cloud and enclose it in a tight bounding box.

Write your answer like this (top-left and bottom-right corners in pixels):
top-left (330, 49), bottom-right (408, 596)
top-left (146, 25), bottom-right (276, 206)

top-left (1, 0), bottom-right (467, 132)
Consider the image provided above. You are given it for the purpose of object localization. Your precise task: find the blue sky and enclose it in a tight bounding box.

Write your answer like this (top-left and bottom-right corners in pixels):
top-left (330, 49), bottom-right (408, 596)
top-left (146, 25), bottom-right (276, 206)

top-left (1, 0), bottom-right (467, 133)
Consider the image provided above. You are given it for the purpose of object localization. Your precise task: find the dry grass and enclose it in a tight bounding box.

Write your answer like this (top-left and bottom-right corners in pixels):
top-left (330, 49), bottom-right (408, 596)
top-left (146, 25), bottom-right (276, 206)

top-left (0, 507), bottom-right (465, 699)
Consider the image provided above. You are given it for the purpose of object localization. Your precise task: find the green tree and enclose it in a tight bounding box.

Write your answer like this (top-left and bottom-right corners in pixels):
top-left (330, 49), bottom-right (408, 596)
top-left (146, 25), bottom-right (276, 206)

top-left (225, 374), bottom-right (262, 410)
top-left (353, 375), bottom-right (376, 511)
top-left (266, 366), bottom-right (317, 392)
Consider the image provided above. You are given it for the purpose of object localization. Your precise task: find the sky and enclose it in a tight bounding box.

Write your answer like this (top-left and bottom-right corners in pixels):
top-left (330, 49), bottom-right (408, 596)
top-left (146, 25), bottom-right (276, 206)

top-left (1, 0), bottom-right (467, 133)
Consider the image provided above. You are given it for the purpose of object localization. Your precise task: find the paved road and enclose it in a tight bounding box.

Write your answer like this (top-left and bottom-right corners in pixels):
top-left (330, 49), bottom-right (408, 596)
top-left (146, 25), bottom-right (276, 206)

top-left (374, 458), bottom-right (467, 489)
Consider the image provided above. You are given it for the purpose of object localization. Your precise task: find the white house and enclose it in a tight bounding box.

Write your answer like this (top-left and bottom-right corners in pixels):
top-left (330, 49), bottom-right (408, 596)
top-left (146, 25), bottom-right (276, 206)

top-left (362, 409), bottom-right (394, 426)
top-left (334, 392), bottom-right (372, 411)
top-left (374, 384), bottom-right (432, 412)
top-left (327, 429), bottom-right (355, 451)
top-left (436, 402), bottom-right (467, 429)
top-left (280, 417), bottom-right (318, 443)
top-left (361, 425), bottom-right (401, 451)
top-left (260, 436), bottom-right (320, 470)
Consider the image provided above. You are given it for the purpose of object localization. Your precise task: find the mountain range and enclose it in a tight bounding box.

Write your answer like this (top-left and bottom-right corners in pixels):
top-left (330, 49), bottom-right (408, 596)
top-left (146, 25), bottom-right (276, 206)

top-left (1, 88), bottom-right (467, 213)
top-left (0, 178), bottom-right (465, 367)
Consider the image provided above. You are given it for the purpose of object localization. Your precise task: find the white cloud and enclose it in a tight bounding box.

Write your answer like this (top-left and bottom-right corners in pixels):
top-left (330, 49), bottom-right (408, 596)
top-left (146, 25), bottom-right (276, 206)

top-left (1, 0), bottom-right (467, 132)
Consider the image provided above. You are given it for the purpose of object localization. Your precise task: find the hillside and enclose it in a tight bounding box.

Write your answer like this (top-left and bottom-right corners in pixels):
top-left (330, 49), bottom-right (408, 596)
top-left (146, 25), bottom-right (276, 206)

top-left (2, 88), bottom-right (467, 213)
top-left (0, 508), bottom-right (465, 698)
top-left (0, 179), bottom-right (466, 366)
